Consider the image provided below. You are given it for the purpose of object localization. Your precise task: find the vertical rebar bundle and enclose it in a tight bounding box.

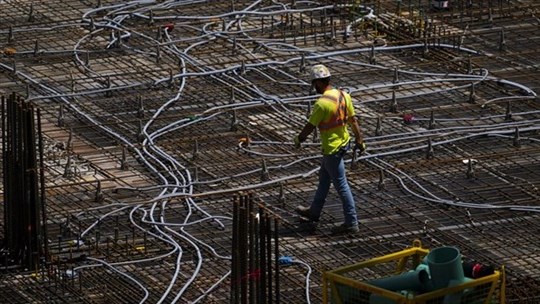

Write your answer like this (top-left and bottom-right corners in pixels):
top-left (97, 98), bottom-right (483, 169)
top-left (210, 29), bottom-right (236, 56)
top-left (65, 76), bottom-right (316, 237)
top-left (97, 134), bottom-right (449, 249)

top-left (231, 193), bottom-right (279, 303)
top-left (1, 93), bottom-right (48, 271)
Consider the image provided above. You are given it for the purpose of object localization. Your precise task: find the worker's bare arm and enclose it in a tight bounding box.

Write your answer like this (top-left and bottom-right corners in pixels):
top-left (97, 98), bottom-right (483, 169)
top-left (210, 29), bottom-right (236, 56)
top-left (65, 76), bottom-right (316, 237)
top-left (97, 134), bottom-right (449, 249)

top-left (298, 122), bottom-right (316, 142)
top-left (348, 116), bottom-right (364, 145)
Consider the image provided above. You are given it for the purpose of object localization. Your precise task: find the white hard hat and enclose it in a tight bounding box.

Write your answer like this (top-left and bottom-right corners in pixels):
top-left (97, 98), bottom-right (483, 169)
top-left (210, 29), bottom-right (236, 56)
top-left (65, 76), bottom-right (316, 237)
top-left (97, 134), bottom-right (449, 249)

top-left (310, 64), bottom-right (331, 81)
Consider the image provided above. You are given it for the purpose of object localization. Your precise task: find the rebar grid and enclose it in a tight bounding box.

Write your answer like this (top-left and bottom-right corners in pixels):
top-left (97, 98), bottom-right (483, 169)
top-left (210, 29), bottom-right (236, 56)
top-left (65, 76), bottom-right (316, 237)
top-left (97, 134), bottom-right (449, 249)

top-left (1, 0), bottom-right (540, 303)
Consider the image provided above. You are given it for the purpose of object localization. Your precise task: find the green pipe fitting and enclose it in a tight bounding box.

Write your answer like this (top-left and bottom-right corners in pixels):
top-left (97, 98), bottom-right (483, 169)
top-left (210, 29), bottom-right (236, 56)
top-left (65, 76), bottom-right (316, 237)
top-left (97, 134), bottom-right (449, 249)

top-left (426, 246), bottom-right (465, 290)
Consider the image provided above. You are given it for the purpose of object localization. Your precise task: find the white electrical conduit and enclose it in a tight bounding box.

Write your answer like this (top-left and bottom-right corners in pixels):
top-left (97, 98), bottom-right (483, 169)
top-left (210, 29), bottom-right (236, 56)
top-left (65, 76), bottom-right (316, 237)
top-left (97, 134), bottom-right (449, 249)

top-left (84, 257), bottom-right (150, 303)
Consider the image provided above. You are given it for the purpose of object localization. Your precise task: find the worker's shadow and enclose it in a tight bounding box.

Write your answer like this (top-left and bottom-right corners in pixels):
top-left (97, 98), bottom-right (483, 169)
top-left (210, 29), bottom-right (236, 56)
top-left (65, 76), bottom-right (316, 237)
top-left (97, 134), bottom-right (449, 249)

top-left (279, 220), bottom-right (320, 238)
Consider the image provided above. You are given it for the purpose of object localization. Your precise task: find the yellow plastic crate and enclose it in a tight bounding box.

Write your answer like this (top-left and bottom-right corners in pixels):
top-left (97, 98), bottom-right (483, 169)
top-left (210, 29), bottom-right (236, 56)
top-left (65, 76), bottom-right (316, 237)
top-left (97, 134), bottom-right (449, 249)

top-left (323, 240), bottom-right (505, 304)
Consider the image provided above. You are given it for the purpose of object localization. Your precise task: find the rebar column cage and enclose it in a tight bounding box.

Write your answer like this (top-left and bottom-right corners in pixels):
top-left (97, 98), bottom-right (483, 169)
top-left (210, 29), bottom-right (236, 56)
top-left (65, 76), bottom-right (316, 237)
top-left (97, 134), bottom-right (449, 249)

top-left (1, 93), bottom-right (48, 271)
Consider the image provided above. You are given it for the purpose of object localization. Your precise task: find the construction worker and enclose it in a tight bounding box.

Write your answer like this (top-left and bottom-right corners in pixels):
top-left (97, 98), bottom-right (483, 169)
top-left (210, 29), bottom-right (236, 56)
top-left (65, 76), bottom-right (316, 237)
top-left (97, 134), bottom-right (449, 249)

top-left (294, 64), bottom-right (366, 234)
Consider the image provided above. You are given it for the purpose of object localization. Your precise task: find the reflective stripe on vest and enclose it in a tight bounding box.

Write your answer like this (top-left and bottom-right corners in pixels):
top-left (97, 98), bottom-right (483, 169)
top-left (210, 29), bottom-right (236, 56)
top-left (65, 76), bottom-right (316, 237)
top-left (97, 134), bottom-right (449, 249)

top-left (318, 90), bottom-right (347, 132)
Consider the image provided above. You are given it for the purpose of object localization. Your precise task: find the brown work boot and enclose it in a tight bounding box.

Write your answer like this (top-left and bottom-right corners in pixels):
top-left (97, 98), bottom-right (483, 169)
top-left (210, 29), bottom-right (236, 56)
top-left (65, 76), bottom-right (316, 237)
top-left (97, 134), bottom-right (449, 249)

top-left (330, 223), bottom-right (359, 235)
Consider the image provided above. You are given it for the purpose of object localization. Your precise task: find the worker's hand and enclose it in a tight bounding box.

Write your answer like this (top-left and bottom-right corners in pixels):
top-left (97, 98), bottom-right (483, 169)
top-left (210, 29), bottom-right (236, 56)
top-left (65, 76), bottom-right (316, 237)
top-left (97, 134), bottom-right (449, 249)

top-left (355, 141), bottom-right (366, 154)
top-left (293, 135), bottom-right (301, 149)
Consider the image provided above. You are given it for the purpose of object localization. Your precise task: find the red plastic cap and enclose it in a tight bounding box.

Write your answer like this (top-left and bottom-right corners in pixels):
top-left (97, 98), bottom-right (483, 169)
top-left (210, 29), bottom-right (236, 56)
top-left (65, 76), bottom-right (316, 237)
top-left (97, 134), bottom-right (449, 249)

top-left (403, 113), bottom-right (415, 124)
top-left (163, 23), bottom-right (175, 32)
